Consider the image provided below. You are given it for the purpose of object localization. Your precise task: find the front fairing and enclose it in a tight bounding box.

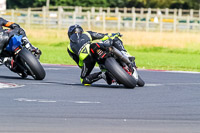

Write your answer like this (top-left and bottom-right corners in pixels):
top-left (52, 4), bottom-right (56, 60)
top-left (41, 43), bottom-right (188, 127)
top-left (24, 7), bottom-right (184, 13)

top-left (6, 35), bottom-right (23, 52)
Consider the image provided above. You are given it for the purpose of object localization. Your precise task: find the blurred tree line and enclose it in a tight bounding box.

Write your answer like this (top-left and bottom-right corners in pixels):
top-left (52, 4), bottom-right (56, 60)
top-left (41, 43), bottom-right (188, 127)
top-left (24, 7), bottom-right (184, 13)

top-left (7, 0), bottom-right (200, 9)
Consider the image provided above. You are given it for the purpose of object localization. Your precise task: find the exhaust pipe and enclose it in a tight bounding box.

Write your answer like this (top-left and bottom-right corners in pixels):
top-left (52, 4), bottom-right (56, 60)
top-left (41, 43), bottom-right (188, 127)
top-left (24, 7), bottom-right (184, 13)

top-left (110, 47), bottom-right (131, 65)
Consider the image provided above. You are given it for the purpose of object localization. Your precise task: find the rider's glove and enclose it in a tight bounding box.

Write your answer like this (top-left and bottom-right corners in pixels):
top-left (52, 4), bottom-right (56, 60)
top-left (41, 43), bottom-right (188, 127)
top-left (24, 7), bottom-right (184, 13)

top-left (102, 38), bottom-right (113, 47)
top-left (32, 48), bottom-right (42, 55)
top-left (22, 37), bottom-right (42, 59)
top-left (32, 48), bottom-right (42, 59)
top-left (113, 32), bottom-right (123, 37)
top-left (18, 28), bottom-right (26, 36)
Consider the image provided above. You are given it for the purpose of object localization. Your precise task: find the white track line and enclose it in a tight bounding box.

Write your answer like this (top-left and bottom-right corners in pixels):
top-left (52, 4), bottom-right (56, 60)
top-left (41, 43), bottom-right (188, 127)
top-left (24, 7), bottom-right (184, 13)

top-left (14, 98), bottom-right (101, 104)
top-left (14, 98), bottom-right (57, 103)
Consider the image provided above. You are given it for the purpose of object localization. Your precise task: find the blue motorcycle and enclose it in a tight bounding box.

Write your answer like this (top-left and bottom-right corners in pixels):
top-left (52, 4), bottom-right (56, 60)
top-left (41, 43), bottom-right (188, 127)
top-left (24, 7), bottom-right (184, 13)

top-left (1, 34), bottom-right (45, 80)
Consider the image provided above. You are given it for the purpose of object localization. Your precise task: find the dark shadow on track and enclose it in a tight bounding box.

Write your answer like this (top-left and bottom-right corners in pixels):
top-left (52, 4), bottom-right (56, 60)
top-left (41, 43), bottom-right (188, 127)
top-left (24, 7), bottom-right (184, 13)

top-left (44, 81), bottom-right (83, 86)
top-left (0, 75), bottom-right (33, 80)
top-left (44, 81), bottom-right (128, 89)
top-left (91, 84), bottom-right (140, 89)
top-left (91, 84), bottom-right (126, 89)
top-left (0, 75), bottom-right (136, 89)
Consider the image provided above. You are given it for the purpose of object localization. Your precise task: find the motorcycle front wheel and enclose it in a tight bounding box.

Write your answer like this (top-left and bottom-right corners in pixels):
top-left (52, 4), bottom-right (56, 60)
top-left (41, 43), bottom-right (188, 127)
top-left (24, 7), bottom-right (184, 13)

top-left (18, 48), bottom-right (46, 80)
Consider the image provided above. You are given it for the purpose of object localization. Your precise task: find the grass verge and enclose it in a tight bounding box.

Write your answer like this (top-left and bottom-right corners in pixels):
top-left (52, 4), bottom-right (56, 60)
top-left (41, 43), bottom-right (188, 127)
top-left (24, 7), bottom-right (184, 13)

top-left (26, 29), bottom-right (200, 72)
top-left (125, 46), bottom-right (200, 71)
top-left (33, 41), bottom-right (200, 72)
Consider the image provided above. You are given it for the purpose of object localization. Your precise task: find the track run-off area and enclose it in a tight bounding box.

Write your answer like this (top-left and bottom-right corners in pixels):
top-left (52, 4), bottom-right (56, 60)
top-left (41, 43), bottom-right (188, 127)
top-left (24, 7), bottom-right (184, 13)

top-left (0, 64), bottom-right (200, 133)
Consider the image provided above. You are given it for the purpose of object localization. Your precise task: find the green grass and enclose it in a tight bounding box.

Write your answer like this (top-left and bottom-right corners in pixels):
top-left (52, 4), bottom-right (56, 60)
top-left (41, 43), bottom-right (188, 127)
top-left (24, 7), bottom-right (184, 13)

top-left (126, 46), bottom-right (200, 71)
top-left (31, 40), bottom-right (200, 72)
top-left (33, 41), bottom-right (75, 65)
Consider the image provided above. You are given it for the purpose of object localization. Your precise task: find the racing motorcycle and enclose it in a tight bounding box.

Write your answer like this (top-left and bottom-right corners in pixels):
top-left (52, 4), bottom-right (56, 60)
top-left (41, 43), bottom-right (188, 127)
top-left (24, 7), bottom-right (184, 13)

top-left (90, 41), bottom-right (145, 88)
top-left (1, 34), bottom-right (45, 80)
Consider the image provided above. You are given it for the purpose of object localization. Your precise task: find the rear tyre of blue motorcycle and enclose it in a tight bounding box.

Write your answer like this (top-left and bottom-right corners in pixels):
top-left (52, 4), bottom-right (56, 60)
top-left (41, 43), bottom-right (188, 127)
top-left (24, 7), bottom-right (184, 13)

top-left (104, 57), bottom-right (137, 88)
top-left (18, 48), bottom-right (46, 80)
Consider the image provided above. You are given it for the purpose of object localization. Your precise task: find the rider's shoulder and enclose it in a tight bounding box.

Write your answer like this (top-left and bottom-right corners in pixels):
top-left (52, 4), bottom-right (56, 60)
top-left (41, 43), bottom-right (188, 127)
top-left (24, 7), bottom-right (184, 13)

top-left (0, 17), bottom-right (7, 21)
top-left (0, 17), bottom-right (4, 21)
top-left (83, 31), bottom-right (92, 34)
top-left (69, 34), bottom-right (77, 43)
top-left (85, 31), bottom-right (97, 35)
top-left (82, 31), bottom-right (92, 39)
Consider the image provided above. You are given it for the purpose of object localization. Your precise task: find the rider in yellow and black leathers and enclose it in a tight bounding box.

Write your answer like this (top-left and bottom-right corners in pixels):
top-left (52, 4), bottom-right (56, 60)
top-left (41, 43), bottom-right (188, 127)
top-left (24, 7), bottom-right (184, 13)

top-left (67, 24), bottom-right (131, 85)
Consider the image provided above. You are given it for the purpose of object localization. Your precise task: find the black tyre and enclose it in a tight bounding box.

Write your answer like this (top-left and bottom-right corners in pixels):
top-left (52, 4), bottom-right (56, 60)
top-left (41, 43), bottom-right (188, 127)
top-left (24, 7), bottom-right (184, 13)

top-left (18, 48), bottom-right (45, 80)
top-left (137, 75), bottom-right (145, 87)
top-left (104, 57), bottom-right (137, 88)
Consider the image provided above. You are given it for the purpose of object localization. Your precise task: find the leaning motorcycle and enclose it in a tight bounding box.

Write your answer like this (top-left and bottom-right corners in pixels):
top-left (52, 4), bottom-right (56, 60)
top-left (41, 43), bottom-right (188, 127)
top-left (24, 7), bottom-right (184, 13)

top-left (1, 34), bottom-right (45, 80)
top-left (90, 43), bottom-right (145, 88)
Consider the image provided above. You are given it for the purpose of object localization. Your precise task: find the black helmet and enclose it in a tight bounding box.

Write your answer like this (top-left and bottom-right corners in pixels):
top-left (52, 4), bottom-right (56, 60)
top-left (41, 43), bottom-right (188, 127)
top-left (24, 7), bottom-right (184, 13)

top-left (68, 24), bottom-right (83, 38)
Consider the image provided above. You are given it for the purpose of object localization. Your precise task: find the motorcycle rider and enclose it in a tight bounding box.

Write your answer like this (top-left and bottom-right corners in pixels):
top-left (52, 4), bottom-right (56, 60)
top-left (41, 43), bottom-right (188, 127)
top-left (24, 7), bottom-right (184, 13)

top-left (0, 17), bottom-right (41, 67)
top-left (67, 24), bottom-right (134, 86)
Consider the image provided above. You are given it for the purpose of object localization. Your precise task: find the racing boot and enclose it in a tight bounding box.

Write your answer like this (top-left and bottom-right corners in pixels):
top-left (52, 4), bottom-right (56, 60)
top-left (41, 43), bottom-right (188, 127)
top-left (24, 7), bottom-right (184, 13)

top-left (3, 57), bottom-right (17, 72)
top-left (17, 72), bottom-right (28, 79)
top-left (3, 57), bottom-right (27, 78)
top-left (3, 57), bottom-right (12, 69)
top-left (101, 72), bottom-right (113, 85)
top-left (0, 57), bottom-right (3, 65)
top-left (81, 72), bottom-right (103, 86)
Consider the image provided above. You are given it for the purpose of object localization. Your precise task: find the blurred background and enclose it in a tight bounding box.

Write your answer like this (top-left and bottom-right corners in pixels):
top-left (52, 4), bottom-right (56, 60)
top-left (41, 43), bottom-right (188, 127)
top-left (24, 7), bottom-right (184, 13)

top-left (1, 0), bottom-right (200, 32)
top-left (1, 0), bottom-right (200, 71)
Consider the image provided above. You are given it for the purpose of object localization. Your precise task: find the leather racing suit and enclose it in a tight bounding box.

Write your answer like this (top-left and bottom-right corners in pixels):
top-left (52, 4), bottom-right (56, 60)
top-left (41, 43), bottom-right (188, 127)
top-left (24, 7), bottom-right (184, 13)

top-left (0, 17), bottom-right (41, 65)
top-left (67, 31), bottom-right (128, 85)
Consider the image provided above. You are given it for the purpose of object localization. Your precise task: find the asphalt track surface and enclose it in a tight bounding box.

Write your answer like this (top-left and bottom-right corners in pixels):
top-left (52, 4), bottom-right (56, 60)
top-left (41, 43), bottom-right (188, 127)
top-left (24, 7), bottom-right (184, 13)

top-left (0, 64), bottom-right (200, 133)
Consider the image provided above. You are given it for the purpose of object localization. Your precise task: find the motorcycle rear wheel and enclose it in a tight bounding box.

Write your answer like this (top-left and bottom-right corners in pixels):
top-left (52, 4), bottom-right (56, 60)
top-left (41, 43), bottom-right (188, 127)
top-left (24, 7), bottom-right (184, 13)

top-left (104, 57), bottom-right (137, 88)
top-left (137, 75), bottom-right (145, 87)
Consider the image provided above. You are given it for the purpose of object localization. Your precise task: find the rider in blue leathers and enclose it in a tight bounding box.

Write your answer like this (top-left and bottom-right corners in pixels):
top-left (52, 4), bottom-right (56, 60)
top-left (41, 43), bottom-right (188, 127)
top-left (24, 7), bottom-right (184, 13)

top-left (0, 17), bottom-right (41, 67)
